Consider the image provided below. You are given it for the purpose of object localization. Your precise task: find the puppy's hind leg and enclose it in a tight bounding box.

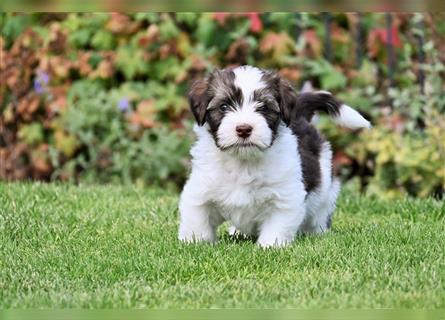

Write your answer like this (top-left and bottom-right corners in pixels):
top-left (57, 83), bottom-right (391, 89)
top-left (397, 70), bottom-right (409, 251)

top-left (301, 179), bottom-right (340, 234)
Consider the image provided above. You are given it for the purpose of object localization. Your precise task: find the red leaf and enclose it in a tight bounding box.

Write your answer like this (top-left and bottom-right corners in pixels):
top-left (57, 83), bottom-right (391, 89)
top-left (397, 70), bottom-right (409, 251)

top-left (226, 37), bottom-right (250, 63)
top-left (376, 27), bottom-right (401, 47)
top-left (260, 32), bottom-right (293, 55)
top-left (129, 99), bottom-right (158, 129)
top-left (106, 13), bottom-right (140, 34)
top-left (213, 12), bottom-right (229, 24)
top-left (368, 27), bottom-right (402, 58)
top-left (279, 68), bottom-right (301, 83)
top-left (246, 12), bottom-right (262, 33)
top-left (213, 12), bottom-right (262, 33)
top-left (303, 30), bottom-right (322, 57)
top-left (333, 151), bottom-right (353, 166)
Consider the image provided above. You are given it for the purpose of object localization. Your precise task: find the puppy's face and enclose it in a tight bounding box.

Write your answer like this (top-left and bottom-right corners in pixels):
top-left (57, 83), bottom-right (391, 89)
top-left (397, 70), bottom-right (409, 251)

top-left (189, 66), bottom-right (297, 155)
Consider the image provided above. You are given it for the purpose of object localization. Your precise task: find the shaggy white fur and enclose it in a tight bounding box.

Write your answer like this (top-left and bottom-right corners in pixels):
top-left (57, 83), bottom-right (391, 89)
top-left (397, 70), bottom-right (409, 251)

top-left (179, 124), bottom-right (341, 247)
top-left (335, 104), bottom-right (372, 129)
top-left (179, 124), bottom-right (307, 247)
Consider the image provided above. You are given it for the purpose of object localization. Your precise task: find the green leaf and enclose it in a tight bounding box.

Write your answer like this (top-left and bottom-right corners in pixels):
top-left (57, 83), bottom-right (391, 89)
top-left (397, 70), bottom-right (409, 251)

top-left (196, 15), bottom-right (218, 47)
top-left (91, 29), bottom-right (115, 50)
top-left (18, 123), bottom-right (44, 146)
top-left (2, 14), bottom-right (32, 47)
top-left (176, 13), bottom-right (198, 27)
top-left (320, 68), bottom-right (347, 90)
top-left (133, 13), bottom-right (159, 23)
top-left (68, 28), bottom-right (92, 48)
top-left (116, 46), bottom-right (148, 79)
top-left (158, 16), bottom-right (179, 41)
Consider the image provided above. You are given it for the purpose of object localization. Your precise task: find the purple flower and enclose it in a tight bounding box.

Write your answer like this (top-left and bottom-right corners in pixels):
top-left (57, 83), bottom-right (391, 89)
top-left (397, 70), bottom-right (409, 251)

top-left (118, 98), bottom-right (130, 112)
top-left (37, 71), bottom-right (50, 85)
top-left (34, 70), bottom-right (50, 95)
top-left (33, 79), bottom-right (45, 94)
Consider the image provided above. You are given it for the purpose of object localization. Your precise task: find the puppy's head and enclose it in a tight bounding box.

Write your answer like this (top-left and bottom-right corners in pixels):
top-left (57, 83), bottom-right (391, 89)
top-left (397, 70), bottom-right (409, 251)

top-left (189, 66), bottom-right (297, 155)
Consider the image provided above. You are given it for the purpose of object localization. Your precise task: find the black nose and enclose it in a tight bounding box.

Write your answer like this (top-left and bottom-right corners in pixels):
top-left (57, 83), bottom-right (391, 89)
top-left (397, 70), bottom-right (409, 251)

top-left (236, 124), bottom-right (253, 138)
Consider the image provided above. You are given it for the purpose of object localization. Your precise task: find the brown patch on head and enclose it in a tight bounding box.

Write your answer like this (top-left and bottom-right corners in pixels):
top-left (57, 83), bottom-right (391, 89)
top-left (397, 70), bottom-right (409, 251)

top-left (188, 68), bottom-right (243, 129)
top-left (252, 88), bottom-right (281, 139)
top-left (207, 69), bottom-right (243, 110)
top-left (260, 70), bottom-right (298, 126)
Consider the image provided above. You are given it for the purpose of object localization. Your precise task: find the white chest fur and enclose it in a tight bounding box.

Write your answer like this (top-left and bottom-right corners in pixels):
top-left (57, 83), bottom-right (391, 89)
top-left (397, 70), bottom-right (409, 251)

top-left (181, 125), bottom-right (307, 236)
top-left (208, 161), bottom-right (280, 234)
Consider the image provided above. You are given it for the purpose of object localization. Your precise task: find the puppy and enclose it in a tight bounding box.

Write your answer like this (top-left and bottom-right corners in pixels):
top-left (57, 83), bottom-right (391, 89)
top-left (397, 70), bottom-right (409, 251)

top-left (178, 66), bottom-right (370, 247)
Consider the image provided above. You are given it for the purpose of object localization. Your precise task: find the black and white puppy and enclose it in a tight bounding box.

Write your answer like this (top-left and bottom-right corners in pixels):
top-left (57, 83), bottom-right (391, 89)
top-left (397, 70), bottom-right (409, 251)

top-left (178, 66), bottom-right (370, 247)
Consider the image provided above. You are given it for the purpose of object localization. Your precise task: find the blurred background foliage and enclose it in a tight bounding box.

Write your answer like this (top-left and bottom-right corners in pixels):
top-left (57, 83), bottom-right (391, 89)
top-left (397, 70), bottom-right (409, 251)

top-left (1, 12), bottom-right (444, 197)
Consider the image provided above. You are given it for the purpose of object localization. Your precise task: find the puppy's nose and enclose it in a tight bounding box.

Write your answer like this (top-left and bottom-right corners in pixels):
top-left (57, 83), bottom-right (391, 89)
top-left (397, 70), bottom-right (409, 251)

top-left (236, 124), bottom-right (253, 138)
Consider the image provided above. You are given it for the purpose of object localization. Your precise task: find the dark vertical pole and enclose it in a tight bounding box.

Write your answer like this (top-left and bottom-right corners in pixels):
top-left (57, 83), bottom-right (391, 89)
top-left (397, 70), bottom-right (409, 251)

top-left (415, 14), bottom-right (426, 129)
top-left (263, 12), bottom-right (271, 28)
top-left (294, 12), bottom-right (301, 40)
top-left (355, 13), bottom-right (365, 68)
top-left (322, 12), bottom-right (332, 62)
top-left (416, 15), bottom-right (426, 94)
top-left (386, 13), bottom-right (395, 87)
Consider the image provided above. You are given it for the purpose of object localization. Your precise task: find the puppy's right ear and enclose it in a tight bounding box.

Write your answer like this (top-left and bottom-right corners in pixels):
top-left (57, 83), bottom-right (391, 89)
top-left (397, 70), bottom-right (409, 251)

top-left (189, 78), bottom-right (210, 126)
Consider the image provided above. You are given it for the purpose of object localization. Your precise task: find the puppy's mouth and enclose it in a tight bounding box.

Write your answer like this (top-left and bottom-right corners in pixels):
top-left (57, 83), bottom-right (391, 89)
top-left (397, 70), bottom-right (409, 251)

top-left (220, 140), bottom-right (269, 151)
top-left (235, 141), bottom-right (258, 148)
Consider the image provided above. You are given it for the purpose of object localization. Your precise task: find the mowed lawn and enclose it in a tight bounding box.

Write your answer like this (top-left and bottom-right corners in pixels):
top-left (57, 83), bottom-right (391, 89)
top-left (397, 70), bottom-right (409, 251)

top-left (0, 182), bottom-right (444, 308)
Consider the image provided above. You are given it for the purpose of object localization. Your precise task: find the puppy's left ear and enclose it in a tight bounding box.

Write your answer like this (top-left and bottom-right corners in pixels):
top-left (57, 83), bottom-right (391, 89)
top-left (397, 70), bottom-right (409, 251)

top-left (189, 78), bottom-right (210, 126)
top-left (278, 78), bottom-right (298, 126)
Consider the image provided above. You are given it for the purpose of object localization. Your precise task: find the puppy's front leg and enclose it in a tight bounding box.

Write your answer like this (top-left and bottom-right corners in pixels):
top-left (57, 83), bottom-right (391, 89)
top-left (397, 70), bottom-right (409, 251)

top-left (257, 209), bottom-right (305, 248)
top-left (178, 200), bottom-right (217, 244)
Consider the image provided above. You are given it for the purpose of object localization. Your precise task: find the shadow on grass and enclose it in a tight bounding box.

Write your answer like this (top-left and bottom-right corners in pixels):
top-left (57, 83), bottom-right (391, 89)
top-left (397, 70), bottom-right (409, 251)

top-left (219, 232), bottom-right (257, 245)
top-left (218, 231), bottom-right (317, 246)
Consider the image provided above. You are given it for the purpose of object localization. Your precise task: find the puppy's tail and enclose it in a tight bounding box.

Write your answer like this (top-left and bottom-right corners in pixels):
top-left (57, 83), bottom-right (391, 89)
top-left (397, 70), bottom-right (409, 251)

top-left (295, 91), bottom-right (371, 129)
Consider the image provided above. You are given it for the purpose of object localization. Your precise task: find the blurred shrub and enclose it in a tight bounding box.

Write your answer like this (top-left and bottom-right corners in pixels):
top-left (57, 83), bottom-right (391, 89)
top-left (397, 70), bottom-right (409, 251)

top-left (1, 12), bottom-right (444, 196)
top-left (331, 19), bottom-right (445, 199)
top-left (51, 80), bottom-right (191, 188)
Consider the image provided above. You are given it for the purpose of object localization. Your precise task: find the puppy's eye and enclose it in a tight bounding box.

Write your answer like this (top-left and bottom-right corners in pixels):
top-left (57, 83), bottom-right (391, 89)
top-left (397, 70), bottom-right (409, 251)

top-left (219, 104), bottom-right (229, 112)
top-left (257, 105), bottom-right (269, 112)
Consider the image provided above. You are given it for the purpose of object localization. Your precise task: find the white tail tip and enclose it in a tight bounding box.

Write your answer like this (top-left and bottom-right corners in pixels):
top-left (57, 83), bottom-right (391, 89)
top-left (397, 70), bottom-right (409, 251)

top-left (334, 104), bottom-right (371, 129)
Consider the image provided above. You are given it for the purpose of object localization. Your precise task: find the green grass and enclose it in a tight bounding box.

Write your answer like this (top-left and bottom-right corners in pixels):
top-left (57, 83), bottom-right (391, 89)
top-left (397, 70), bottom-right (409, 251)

top-left (0, 182), bottom-right (444, 308)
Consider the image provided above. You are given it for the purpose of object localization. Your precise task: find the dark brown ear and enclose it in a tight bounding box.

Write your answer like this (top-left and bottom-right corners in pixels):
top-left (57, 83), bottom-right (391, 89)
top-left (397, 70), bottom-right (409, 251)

top-left (278, 78), bottom-right (298, 126)
top-left (189, 78), bottom-right (210, 126)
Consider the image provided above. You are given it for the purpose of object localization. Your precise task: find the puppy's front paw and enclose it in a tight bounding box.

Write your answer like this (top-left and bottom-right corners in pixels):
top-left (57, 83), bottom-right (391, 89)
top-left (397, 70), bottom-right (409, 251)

top-left (178, 227), bottom-right (216, 244)
top-left (228, 225), bottom-right (238, 236)
top-left (257, 235), bottom-right (292, 248)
